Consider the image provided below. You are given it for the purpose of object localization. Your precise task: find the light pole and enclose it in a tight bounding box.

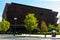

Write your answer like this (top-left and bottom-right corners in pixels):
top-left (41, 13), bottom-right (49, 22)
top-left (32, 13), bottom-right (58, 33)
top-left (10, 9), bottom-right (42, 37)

top-left (14, 17), bottom-right (17, 36)
top-left (52, 29), bottom-right (56, 37)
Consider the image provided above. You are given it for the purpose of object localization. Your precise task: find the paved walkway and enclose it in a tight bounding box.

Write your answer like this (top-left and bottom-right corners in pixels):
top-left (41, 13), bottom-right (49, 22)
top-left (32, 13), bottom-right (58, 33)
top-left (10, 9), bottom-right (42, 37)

top-left (0, 34), bottom-right (60, 40)
top-left (18, 34), bottom-right (60, 38)
top-left (0, 34), bottom-right (60, 38)
top-left (0, 36), bottom-right (60, 40)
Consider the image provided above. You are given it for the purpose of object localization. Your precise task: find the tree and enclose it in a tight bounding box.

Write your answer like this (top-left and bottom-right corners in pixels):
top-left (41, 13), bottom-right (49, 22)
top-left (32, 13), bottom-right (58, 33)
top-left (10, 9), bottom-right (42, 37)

top-left (41, 20), bottom-right (48, 32)
top-left (24, 13), bottom-right (38, 34)
top-left (48, 24), bottom-right (55, 31)
top-left (0, 19), bottom-right (10, 32)
top-left (41, 20), bottom-right (48, 38)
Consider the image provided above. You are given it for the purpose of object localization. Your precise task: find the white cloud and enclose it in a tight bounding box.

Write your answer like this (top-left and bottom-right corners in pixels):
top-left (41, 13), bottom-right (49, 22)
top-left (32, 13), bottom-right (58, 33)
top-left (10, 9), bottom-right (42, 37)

top-left (0, 17), bottom-right (2, 21)
top-left (38, 0), bottom-right (60, 1)
top-left (0, 12), bottom-right (2, 21)
top-left (45, 0), bottom-right (60, 1)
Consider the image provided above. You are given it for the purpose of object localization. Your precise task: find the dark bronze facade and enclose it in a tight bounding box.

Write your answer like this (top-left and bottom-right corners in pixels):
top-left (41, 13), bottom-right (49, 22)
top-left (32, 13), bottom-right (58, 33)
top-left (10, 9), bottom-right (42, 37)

top-left (2, 3), bottom-right (58, 33)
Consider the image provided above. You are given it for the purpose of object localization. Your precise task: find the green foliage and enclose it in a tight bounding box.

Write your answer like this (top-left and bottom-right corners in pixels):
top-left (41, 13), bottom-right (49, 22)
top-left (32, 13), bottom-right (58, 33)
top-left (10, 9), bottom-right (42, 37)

top-left (56, 25), bottom-right (60, 32)
top-left (24, 13), bottom-right (38, 32)
top-left (48, 24), bottom-right (55, 31)
top-left (41, 20), bottom-right (48, 32)
top-left (35, 27), bottom-right (40, 32)
top-left (41, 32), bottom-right (52, 35)
top-left (0, 19), bottom-right (10, 32)
top-left (56, 32), bottom-right (60, 35)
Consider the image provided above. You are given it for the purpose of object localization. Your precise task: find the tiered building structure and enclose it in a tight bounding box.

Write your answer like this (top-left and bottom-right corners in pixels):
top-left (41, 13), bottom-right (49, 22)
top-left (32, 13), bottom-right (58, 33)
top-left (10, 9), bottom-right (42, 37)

top-left (2, 3), bottom-right (58, 33)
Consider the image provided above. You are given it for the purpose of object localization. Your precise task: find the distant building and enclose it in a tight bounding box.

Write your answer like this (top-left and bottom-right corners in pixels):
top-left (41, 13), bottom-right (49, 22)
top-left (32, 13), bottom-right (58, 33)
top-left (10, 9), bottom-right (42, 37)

top-left (2, 3), bottom-right (58, 33)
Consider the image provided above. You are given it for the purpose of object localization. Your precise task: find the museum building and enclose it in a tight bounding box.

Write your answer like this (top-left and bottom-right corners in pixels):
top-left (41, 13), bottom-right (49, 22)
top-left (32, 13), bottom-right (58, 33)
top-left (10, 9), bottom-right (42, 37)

top-left (2, 3), bottom-right (58, 33)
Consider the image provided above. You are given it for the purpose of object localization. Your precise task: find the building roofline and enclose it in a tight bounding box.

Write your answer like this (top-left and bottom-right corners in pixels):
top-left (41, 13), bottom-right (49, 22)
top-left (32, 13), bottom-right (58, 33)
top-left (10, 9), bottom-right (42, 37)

top-left (11, 2), bottom-right (52, 11)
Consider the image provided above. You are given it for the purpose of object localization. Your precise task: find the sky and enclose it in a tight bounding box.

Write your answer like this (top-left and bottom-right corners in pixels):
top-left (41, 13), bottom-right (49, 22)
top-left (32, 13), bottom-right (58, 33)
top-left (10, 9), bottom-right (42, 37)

top-left (0, 0), bottom-right (60, 23)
